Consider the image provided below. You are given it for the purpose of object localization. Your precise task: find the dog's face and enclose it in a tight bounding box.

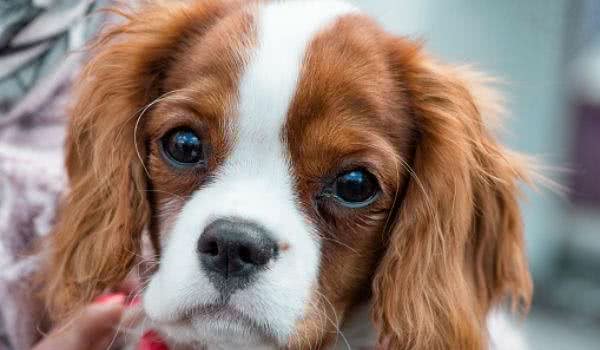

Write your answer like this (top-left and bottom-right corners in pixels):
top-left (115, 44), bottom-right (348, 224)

top-left (46, 1), bottom-right (532, 349)
top-left (141, 2), bottom-right (412, 346)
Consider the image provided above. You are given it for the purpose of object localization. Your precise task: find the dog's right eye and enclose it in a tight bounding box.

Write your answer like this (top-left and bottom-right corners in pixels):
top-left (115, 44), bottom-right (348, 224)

top-left (318, 168), bottom-right (380, 209)
top-left (332, 169), bottom-right (379, 207)
top-left (160, 128), bottom-right (206, 167)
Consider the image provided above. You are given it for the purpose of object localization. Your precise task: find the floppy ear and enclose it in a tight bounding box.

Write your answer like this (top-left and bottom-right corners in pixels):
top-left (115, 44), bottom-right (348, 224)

top-left (44, 0), bottom-right (241, 320)
top-left (371, 38), bottom-right (532, 349)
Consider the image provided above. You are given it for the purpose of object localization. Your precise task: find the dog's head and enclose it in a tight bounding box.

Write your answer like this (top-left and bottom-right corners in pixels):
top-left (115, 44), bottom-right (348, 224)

top-left (46, 1), bottom-right (532, 348)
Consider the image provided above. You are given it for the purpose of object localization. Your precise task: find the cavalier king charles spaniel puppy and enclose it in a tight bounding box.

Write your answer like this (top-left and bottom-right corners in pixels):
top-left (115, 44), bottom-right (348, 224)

top-left (44, 0), bottom-right (533, 349)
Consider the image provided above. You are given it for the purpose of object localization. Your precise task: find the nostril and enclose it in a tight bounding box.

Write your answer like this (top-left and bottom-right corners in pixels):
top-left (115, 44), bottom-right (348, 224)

top-left (206, 241), bottom-right (219, 256)
top-left (198, 237), bottom-right (219, 256)
top-left (238, 245), bottom-right (252, 265)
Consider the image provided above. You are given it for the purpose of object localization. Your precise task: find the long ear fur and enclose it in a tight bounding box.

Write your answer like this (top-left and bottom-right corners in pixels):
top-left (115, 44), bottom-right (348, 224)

top-left (44, 0), bottom-right (241, 320)
top-left (372, 38), bottom-right (532, 349)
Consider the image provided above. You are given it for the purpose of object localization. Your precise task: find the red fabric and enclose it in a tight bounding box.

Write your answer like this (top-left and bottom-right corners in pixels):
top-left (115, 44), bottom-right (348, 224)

top-left (138, 330), bottom-right (170, 350)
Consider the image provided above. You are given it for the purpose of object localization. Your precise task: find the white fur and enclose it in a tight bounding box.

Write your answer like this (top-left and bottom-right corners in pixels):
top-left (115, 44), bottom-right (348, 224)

top-left (143, 1), bottom-right (357, 348)
top-left (488, 311), bottom-right (529, 350)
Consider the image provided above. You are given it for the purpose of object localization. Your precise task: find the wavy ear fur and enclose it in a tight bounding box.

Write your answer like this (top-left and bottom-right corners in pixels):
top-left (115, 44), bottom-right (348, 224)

top-left (44, 0), bottom-right (242, 320)
top-left (372, 38), bottom-right (532, 349)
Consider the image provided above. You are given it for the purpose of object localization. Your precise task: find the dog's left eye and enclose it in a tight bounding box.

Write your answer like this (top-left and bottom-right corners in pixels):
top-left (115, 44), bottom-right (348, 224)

top-left (325, 169), bottom-right (379, 208)
top-left (160, 128), bottom-right (205, 166)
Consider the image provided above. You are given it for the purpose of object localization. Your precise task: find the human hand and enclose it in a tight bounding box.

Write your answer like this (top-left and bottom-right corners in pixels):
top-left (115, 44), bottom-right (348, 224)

top-left (33, 293), bottom-right (171, 350)
top-left (33, 294), bottom-right (126, 350)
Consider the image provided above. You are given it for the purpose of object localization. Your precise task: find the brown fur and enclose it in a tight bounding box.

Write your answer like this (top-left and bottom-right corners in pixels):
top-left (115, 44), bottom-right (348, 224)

top-left (370, 37), bottom-right (532, 349)
top-left (45, 1), bottom-right (532, 349)
top-left (284, 16), bottom-right (531, 349)
top-left (284, 16), bottom-right (415, 348)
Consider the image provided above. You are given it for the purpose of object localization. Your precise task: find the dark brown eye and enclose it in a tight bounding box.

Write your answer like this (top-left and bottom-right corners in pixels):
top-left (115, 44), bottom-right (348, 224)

top-left (330, 169), bottom-right (379, 208)
top-left (161, 128), bottom-right (205, 166)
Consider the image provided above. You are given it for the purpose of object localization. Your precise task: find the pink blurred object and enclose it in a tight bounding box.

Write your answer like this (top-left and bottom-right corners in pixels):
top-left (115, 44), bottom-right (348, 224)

top-left (93, 293), bottom-right (126, 305)
top-left (138, 330), bottom-right (170, 350)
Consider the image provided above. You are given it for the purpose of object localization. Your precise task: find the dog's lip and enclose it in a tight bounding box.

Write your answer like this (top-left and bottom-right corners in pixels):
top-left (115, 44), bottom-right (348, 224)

top-left (157, 303), bottom-right (278, 345)
top-left (172, 302), bottom-right (260, 330)
top-left (184, 303), bottom-right (244, 320)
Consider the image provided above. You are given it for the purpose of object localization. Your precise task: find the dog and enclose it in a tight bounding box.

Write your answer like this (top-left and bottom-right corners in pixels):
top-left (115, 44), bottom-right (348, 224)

top-left (44, 0), bottom-right (533, 349)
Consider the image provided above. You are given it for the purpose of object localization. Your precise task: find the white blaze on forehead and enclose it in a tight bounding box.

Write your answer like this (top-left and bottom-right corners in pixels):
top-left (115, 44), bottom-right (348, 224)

top-left (203, 1), bottom-right (359, 228)
top-left (237, 0), bottom-right (358, 148)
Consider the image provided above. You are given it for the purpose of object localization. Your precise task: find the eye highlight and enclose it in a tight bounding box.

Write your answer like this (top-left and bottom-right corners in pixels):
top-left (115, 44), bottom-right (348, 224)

top-left (160, 128), bottom-right (206, 167)
top-left (323, 169), bottom-right (380, 208)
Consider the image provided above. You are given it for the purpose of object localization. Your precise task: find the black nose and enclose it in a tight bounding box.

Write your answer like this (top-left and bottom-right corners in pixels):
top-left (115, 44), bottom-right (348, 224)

top-left (197, 218), bottom-right (278, 287)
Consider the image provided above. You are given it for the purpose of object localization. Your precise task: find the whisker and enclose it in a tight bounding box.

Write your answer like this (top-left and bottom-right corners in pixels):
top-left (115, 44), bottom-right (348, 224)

top-left (143, 189), bottom-right (191, 202)
top-left (311, 290), bottom-right (352, 350)
top-left (318, 235), bottom-right (359, 255)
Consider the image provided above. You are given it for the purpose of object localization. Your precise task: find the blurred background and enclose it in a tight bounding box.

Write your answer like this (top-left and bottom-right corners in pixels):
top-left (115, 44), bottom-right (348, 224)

top-left (1, 0), bottom-right (599, 349)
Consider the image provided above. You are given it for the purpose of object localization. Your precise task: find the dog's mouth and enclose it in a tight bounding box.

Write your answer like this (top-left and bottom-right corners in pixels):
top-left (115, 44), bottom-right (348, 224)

top-left (183, 303), bottom-right (249, 322)
top-left (133, 262), bottom-right (280, 346)
top-left (150, 302), bottom-right (280, 347)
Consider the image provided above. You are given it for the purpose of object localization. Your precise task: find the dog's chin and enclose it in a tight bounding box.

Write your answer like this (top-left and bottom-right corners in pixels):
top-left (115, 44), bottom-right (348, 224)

top-left (155, 306), bottom-right (280, 350)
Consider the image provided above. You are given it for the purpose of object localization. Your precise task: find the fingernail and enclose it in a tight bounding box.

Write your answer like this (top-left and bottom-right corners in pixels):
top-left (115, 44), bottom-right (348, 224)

top-left (94, 293), bottom-right (126, 305)
top-left (138, 330), bottom-right (169, 350)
